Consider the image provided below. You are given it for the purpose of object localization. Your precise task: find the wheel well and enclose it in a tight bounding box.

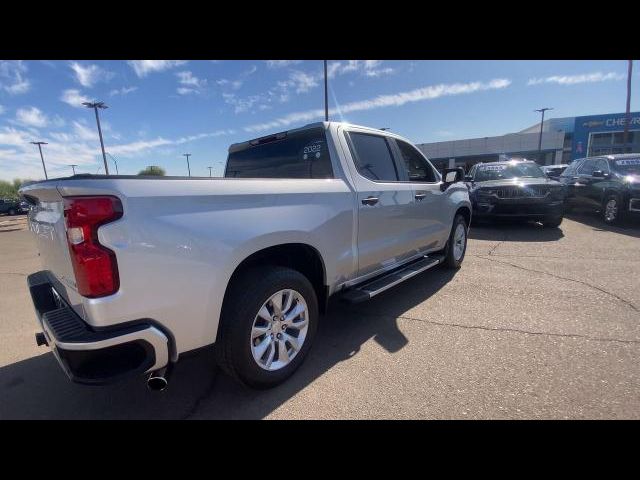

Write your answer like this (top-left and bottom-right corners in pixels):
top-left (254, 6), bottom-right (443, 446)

top-left (225, 243), bottom-right (328, 313)
top-left (456, 206), bottom-right (471, 227)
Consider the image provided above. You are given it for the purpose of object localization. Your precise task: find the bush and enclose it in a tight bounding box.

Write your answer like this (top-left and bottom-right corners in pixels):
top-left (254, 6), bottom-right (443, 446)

top-left (138, 166), bottom-right (166, 176)
top-left (0, 179), bottom-right (34, 199)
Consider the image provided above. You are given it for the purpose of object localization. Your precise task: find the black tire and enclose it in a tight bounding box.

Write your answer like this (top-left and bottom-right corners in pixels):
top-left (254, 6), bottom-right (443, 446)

top-left (216, 266), bottom-right (318, 389)
top-left (542, 215), bottom-right (563, 228)
top-left (8, 208), bottom-right (16, 216)
top-left (443, 213), bottom-right (468, 269)
top-left (602, 194), bottom-right (623, 225)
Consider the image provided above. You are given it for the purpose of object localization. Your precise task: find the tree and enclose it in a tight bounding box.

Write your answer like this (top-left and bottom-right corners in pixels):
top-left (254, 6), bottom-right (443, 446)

top-left (0, 179), bottom-right (34, 199)
top-left (138, 166), bottom-right (166, 176)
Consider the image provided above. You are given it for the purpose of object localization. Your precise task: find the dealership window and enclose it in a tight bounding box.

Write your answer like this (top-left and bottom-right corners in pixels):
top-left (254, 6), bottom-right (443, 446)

top-left (588, 130), bottom-right (640, 156)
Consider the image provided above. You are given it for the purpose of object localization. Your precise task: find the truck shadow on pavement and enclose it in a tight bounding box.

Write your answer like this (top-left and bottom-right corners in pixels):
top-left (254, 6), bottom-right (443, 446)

top-left (0, 267), bottom-right (458, 420)
top-left (468, 220), bottom-right (565, 242)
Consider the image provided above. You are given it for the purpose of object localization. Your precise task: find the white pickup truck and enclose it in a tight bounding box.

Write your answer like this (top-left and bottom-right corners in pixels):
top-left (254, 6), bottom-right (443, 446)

top-left (21, 121), bottom-right (471, 390)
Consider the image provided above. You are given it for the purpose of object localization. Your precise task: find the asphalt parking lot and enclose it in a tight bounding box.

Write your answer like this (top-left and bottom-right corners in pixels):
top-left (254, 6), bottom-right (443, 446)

top-left (1, 212), bottom-right (639, 419)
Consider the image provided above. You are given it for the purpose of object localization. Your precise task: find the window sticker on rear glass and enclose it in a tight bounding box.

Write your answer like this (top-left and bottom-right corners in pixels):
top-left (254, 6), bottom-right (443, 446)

top-left (616, 159), bottom-right (640, 166)
top-left (302, 140), bottom-right (323, 160)
top-left (479, 165), bottom-right (507, 171)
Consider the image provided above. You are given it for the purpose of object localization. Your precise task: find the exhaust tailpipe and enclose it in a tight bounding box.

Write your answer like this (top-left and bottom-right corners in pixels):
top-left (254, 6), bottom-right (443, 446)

top-left (147, 365), bottom-right (172, 392)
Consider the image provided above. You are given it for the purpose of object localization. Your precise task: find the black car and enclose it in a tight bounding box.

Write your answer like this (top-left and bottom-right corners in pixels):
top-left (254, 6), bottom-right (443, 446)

top-left (558, 154), bottom-right (640, 225)
top-left (465, 159), bottom-right (566, 227)
top-left (542, 164), bottom-right (569, 179)
top-left (0, 198), bottom-right (28, 215)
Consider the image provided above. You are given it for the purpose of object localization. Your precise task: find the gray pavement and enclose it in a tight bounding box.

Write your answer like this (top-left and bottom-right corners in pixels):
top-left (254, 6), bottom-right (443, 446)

top-left (1, 212), bottom-right (639, 419)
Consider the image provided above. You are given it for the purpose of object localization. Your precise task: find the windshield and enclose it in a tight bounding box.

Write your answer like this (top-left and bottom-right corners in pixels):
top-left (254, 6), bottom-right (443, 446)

top-left (474, 162), bottom-right (546, 181)
top-left (613, 158), bottom-right (640, 175)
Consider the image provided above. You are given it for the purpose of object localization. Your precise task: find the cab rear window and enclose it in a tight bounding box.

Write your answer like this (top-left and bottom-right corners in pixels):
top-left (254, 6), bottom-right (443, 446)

top-left (225, 127), bottom-right (334, 179)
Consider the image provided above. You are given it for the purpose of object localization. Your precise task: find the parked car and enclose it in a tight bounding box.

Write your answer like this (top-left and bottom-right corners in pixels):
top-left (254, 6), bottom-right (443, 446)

top-left (0, 198), bottom-right (28, 215)
top-left (465, 159), bottom-right (566, 227)
top-left (558, 154), bottom-right (640, 224)
top-left (542, 164), bottom-right (569, 179)
top-left (20, 122), bottom-right (471, 390)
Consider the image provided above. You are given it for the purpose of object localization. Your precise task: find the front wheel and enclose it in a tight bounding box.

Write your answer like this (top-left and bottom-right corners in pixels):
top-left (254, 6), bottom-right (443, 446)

top-left (542, 215), bottom-right (563, 228)
top-left (602, 194), bottom-right (622, 225)
top-left (443, 214), bottom-right (468, 269)
top-left (216, 266), bottom-right (318, 389)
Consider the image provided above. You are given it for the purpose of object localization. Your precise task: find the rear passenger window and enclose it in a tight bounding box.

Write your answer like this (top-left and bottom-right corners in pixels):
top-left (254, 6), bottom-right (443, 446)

top-left (395, 140), bottom-right (437, 182)
top-left (347, 132), bottom-right (398, 181)
top-left (225, 127), bottom-right (333, 179)
top-left (578, 159), bottom-right (597, 175)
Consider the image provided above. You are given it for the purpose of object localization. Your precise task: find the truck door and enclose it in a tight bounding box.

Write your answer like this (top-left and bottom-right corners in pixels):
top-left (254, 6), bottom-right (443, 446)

top-left (573, 158), bottom-right (599, 208)
top-left (340, 128), bottom-right (422, 278)
top-left (389, 138), bottom-right (450, 252)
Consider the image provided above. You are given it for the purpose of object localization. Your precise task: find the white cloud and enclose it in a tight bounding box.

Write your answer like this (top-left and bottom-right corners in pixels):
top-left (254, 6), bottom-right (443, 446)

top-left (128, 60), bottom-right (188, 77)
top-left (109, 86), bottom-right (138, 96)
top-left (266, 60), bottom-right (302, 68)
top-left (327, 60), bottom-right (395, 79)
top-left (245, 78), bottom-right (512, 132)
top-left (15, 107), bottom-right (49, 128)
top-left (60, 89), bottom-right (92, 107)
top-left (279, 71), bottom-right (318, 94)
top-left (0, 60), bottom-right (30, 95)
top-left (0, 105), bottom-right (5, 115)
top-left (527, 71), bottom-right (625, 86)
top-left (70, 62), bottom-right (114, 88)
top-left (176, 71), bottom-right (207, 95)
top-left (72, 121), bottom-right (98, 141)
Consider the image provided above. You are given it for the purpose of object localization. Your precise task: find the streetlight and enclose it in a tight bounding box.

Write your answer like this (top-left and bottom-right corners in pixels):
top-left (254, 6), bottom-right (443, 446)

top-left (534, 107), bottom-right (553, 164)
top-left (623, 60), bottom-right (633, 152)
top-left (69, 164), bottom-right (78, 175)
top-left (323, 60), bottom-right (329, 121)
top-left (207, 166), bottom-right (213, 177)
top-left (379, 127), bottom-right (390, 131)
top-left (30, 141), bottom-right (48, 179)
top-left (183, 153), bottom-right (191, 177)
top-left (82, 101), bottom-right (109, 175)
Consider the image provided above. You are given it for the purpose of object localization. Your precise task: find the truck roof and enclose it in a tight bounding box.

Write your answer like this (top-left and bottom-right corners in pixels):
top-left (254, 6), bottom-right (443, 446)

top-left (227, 121), bottom-right (400, 153)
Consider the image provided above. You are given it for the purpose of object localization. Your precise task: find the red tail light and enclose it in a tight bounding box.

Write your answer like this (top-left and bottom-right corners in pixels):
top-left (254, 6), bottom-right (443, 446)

top-left (63, 196), bottom-right (123, 298)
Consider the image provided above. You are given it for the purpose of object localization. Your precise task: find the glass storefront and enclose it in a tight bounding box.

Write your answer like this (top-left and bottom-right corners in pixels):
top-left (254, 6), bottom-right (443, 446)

top-left (587, 130), bottom-right (640, 157)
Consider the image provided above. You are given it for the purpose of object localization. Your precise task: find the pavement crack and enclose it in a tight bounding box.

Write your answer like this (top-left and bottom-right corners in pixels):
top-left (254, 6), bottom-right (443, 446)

top-left (352, 310), bottom-right (640, 345)
top-left (474, 255), bottom-right (640, 313)
top-left (180, 367), bottom-right (221, 420)
top-left (486, 231), bottom-right (509, 256)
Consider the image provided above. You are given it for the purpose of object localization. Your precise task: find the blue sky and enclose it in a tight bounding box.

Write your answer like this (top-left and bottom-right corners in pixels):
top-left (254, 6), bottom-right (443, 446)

top-left (0, 59), bottom-right (637, 180)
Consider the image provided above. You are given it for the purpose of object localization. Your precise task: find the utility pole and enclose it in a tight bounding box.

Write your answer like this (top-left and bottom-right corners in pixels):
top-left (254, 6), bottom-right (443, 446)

top-left (69, 164), bottom-right (78, 175)
top-left (324, 60), bottom-right (329, 121)
top-left (82, 101), bottom-right (109, 175)
top-left (207, 166), bottom-right (213, 177)
top-left (623, 60), bottom-right (633, 152)
top-left (534, 107), bottom-right (553, 164)
top-left (183, 153), bottom-right (191, 177)
top-left (30, 141), bottom-right (48, 179)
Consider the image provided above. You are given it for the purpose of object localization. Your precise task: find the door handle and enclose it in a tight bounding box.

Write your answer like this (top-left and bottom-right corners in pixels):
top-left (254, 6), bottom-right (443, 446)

top-left (361, 196), bottom-right (379, 206)
top-left (414, 193), bottom-right (427, 201)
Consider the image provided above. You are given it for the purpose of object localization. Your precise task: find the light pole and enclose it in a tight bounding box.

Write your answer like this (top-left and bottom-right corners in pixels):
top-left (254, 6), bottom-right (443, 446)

top-left (324, 60), bottom-right (329, 121)
top-left (207, 166), bottom-right (213, 177)
top-left (82, 101), bottom-right (109, 175)
top-left (379, 127), bottom-right (390, 131)
top-left (623, 60), bottom-right (633, 152)
top-left (534, 107), bottom-right (553, 164)
top-left (69, 164), bottom-right (78, 175)
top-left (183, 153), bottom-right (191, 177)
top-left (30, 141), bottom-right (48, 179)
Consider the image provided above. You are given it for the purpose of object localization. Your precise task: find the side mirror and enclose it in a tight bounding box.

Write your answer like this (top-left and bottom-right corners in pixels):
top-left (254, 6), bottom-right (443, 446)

top-left (592, 170), bottom-right (607, 178)
top-left (464, 175), bottom-right (473, 182)
top-left (441, 167), bottom-right (464, 191)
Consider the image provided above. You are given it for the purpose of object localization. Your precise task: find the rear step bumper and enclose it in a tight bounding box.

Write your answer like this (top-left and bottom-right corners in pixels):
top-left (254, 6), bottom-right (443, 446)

top-left (341, 254), bottom-right (445, 304)
top-left (27, 271), bottom-right (170, 385)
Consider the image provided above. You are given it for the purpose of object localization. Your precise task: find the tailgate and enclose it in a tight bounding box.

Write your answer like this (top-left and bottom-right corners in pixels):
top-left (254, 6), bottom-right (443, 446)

top-left (21, 182), bottom-right (82, 312)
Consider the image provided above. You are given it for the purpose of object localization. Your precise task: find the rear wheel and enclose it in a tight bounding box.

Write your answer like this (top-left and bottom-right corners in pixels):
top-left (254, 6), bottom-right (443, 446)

top-left (216, 266), bottom-right (318, 389)
top-left (602, 194), bottom-right (622, 225)
top-left (8, 208), bottom-right (16, 216)
top-left (443, 214), bottom-right (468, 269)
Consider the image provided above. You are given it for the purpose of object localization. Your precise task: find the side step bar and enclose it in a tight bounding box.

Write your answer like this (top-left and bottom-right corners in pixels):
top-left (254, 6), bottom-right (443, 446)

top-left (341, 254), bottom-right (445, 304)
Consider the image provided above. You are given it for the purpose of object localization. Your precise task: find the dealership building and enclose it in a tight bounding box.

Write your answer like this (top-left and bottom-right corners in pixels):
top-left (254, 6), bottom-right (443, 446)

top-left (417, 111), bottom-right (640, 173)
